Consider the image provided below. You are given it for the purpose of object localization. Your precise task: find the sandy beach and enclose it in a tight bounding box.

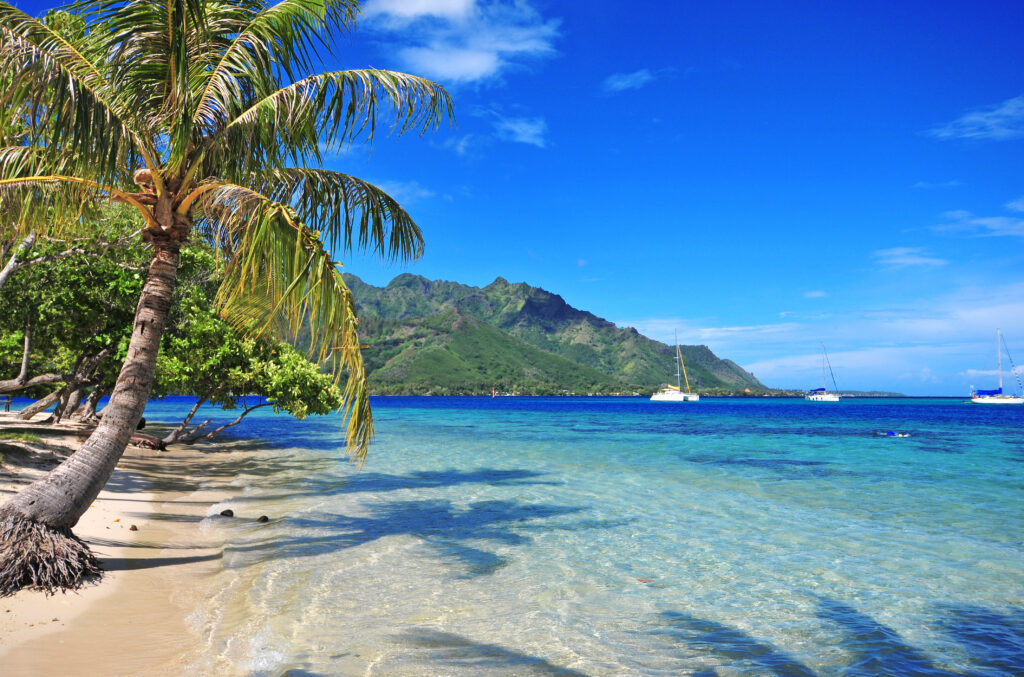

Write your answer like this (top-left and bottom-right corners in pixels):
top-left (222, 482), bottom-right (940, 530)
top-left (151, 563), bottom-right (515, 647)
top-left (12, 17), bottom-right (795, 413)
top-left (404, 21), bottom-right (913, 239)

top-left (0, 413), bottom-right (252, 676)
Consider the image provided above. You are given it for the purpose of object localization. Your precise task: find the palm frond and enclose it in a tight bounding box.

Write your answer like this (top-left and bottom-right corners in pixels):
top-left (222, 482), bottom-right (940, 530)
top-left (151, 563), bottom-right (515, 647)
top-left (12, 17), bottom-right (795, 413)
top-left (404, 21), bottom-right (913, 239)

top-left (72, 0), bottom-right (211, 172)
top-left (192, 0), bottom-right (358, 136)
top-left (0, 167), bottom-right (157, 230)
top-left (0, 2), bottom-right (148, 182)
top-left (243, 167), bottom-right (424, 261)
top-left (198, 69), bottom-right (453, 178)
top-left (197, 183), bottom-right (374, 460)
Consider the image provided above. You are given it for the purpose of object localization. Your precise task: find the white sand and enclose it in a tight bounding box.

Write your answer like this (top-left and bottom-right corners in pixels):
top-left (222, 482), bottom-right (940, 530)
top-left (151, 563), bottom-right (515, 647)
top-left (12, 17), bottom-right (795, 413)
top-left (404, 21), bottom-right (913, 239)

top-left (0, 414), bottom-right (252, 676)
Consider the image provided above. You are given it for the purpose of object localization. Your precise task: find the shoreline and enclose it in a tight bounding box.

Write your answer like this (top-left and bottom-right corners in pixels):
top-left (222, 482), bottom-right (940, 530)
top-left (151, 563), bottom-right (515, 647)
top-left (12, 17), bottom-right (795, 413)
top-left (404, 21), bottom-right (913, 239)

top-left (0, 413), bottom-right (257, 676)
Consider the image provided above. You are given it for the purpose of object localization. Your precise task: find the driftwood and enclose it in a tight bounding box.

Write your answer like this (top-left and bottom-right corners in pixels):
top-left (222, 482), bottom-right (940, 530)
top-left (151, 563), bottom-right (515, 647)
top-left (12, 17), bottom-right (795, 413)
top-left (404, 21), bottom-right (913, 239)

top-left (129, 432), bottom-right (165, 451)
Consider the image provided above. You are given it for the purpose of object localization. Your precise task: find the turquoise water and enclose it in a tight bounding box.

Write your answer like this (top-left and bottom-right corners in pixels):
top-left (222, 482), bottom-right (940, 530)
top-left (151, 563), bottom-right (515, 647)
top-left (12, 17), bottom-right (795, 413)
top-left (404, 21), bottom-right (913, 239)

top-left (148, 397), bottom-right (1021, 675)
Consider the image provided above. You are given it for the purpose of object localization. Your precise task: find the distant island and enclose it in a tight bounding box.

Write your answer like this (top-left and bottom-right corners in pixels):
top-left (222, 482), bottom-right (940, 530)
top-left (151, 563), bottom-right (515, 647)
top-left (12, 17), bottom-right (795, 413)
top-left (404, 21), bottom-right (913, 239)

top-left (340, 273), bottom-right (771, 396)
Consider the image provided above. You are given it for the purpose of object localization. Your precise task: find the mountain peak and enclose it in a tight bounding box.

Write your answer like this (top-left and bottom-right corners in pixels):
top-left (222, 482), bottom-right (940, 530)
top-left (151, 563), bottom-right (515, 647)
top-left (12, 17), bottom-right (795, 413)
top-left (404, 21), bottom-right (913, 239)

top-left (346, 273), bottom-right (765, 392)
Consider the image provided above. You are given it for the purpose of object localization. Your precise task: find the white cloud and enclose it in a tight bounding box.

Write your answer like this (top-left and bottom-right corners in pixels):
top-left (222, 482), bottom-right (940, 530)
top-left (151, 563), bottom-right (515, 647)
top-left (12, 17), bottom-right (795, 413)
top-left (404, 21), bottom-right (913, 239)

top-left (928, 94), bottom-right (1024, 140)
top-left (913, 179), bottom-right (962, 189)
top-left (373, 179), bottom-right (436, 204)
top-left (398, 46), bottom-right (500, 82)
top-left (872, 247), bottom-right (948, 268)
top-left (803, 290), bottom-right (827, 298)
top-left (362, 0), bottom-right (560, 84)
top-left (438, 134), bottom-right (476, 156)
top-left (933, 209), bottom-right (1024, 238)
top-left (602, 68), bottom-right (655, 93)
top-left (492, 114), bottom-right (547, 147)
top-left (616, 282), bottom-right (1024, 395)
top-left (615, 318), bottom-right (799, 348)
top-left (1005, 197), bottom-right (1024, 212)
top-left (362, 0), bottom-right (474, 20)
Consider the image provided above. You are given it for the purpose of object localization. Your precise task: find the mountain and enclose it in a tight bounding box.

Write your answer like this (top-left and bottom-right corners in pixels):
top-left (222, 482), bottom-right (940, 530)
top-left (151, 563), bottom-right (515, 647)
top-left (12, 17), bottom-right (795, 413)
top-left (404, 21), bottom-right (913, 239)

top-left (345, 273), bottom-right (766, 395)
top-left (357, 310), bottom-right (624, 395)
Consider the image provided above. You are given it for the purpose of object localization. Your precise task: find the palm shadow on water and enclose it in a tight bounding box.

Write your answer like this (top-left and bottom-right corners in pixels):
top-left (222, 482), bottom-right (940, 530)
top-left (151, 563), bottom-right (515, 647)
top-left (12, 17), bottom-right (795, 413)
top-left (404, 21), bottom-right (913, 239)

top-left (817, 598), bottom-right (1024, 676)
top-left (814, 597), bottom-right (946, 675)
top-left (245, 467), bottom-right (561, 502)
top-left (646, 598), bottom-right (1023, 677)
top-left (651, 611), bottom-right (817, 676)
top-left (220, 498), bottom-right (619, 579)
top-left (393, 629), bottom-right (590, 676)
top-left (932, 603), bottom-right (1024, 675)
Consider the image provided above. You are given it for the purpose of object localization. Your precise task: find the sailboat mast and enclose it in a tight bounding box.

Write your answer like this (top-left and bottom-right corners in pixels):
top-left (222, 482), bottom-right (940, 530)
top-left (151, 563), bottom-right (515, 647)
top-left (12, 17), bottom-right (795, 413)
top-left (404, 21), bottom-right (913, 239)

top-left (998, 328), bottom-right (1003, 390)
top-left (821, 343), bottom-right (827, 391)
top-left (675, 330), bottom-right (681, 390)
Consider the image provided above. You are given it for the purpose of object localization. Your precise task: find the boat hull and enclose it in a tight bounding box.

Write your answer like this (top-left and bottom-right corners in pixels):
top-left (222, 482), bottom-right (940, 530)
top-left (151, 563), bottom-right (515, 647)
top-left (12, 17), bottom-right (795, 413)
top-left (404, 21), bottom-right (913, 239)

top-left (970, 395), bottom-right (1024, 404)
top-left (651, 390), bottom-right (699, 402)
top-left (806, 393), bottom-right (840, 402)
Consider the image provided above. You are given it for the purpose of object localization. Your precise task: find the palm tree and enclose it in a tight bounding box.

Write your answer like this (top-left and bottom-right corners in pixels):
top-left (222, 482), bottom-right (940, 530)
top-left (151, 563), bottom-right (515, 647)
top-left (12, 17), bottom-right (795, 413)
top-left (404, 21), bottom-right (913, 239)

top-left (0, 0), bottom-right (452, 594)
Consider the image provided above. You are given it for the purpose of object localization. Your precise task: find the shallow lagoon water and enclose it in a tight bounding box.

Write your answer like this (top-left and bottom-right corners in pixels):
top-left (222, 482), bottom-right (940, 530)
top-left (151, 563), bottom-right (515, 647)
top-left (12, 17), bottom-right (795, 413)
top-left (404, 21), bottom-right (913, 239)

top-left (145, 396), bottom-right (1022, 675)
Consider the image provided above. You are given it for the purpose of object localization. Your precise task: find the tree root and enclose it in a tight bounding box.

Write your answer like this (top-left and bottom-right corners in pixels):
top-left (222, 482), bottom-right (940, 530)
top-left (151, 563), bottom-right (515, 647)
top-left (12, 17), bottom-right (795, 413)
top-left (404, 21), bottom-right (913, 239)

top-left (0, 509), bottom-right (102, 596)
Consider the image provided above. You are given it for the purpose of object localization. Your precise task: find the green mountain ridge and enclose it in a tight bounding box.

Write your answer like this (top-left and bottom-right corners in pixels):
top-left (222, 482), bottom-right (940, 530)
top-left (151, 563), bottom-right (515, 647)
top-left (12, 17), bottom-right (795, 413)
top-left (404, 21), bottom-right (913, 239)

top-left (345, 273), bottom-right (766, 395)
top-left (358, 309), bottom-right (623, 395)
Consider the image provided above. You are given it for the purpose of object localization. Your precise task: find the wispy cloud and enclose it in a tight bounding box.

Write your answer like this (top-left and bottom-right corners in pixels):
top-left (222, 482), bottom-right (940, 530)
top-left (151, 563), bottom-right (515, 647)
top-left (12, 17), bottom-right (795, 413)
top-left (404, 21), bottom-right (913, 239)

top-left (438, 134), bottom-right (477, 156)
top-left (373, 179), bottom-right (436, 204)
top-left (932, 209), bottom-right (1024, 238)
top-left (361, 0), bottom-right (560, 84)
top-left (615, 318), bottom-right (799, 348)
top-left (602, 68), bottom-right (655, 93)
top-left (620, 282), bottom-right (1024, 394)
top-left (601, 67), bottom-right (684, 94)
top-left (928, 94), bottom-right (1024, 140)
top-left (803, 290), bottom-right (827, 298)
top-left (1006, 196), bottom-right (1024, 212)
top-left (362, 0), bottom-right (474, 21)
top-left (492, 114), bottom-right (547, 147)
top-left (872, 247), bottom-right (948, 268)
top-left (913, 179), bottom-right (962, 189)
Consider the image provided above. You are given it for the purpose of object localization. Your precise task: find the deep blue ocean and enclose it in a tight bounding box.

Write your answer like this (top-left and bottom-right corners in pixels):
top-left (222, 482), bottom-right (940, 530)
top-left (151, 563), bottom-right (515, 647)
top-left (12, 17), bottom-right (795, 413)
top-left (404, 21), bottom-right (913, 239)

top-left (49, 396), bottom-right (1024, 674)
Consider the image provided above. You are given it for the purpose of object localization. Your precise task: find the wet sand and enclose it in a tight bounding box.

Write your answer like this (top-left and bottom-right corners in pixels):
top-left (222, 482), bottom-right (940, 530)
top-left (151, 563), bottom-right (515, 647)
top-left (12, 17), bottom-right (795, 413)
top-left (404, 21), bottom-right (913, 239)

top-left (0, 413), bottom-right (258, 676)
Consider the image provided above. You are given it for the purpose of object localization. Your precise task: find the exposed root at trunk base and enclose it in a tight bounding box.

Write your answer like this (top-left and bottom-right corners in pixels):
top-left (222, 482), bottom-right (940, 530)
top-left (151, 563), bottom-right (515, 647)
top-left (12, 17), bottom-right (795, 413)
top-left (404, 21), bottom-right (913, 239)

top-left (0, 509), bottom-right (102, 596)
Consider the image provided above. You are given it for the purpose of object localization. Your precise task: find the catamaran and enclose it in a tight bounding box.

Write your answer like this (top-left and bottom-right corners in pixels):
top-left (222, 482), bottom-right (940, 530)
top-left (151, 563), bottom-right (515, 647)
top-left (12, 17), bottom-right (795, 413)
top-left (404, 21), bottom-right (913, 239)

top-left (651, 331), bottom-right (699, 402)
top-left (806, 343), bottom-right (840, 402)
top-left (970, 329), bottom-right (1023, 404)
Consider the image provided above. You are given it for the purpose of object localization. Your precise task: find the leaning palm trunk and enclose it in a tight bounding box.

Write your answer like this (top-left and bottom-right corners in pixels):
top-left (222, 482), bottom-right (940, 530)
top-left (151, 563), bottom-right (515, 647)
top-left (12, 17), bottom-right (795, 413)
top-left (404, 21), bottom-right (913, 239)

top-left (0, 239), bottom-right (180, 594)
top-left (0, 0), bottom-right (451, 595)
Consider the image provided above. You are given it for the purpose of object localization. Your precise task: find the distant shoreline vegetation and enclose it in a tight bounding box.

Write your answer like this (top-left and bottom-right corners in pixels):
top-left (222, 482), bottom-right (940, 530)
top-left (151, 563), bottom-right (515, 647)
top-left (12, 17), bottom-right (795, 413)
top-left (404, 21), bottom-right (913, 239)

top-left (364, 391), bottom-right (912, 398)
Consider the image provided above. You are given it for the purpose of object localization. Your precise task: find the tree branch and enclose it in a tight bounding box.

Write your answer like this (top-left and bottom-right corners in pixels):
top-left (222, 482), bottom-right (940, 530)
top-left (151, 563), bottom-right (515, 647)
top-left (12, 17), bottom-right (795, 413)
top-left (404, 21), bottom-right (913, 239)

top-left (17, 318), bottom-right (31, 383)
top-left (178, 402), bottom-right (272, 444)
top-left (0, 232), bottom-right (35, 292)
top-left (160, 397), bottom-right (208, 446)
top-left (0, 372), bottom-right (68, 393)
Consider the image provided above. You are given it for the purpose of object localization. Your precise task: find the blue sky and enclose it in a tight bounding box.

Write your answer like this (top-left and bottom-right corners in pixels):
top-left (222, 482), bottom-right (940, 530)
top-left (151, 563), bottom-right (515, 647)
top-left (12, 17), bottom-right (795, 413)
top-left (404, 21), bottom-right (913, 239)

top-left (17, 0), bottom-right (1024, 394)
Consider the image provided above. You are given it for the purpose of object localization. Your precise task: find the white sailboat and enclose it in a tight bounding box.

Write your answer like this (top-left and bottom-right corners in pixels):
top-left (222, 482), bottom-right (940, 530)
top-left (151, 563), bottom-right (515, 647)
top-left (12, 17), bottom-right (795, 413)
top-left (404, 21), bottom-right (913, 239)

top-left (806, 343), bottom-right (840, 402)
top-left (970, 329), bottom-right (1023, 404)
top-left (651, 331), bottom-right (699, 402)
